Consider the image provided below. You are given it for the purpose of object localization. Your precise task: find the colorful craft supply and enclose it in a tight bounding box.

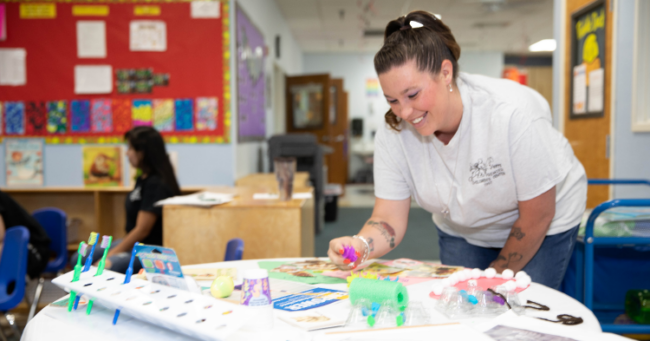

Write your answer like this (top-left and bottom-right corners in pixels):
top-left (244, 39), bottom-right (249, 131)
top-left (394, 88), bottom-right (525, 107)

top-left (113, 242), bottom-right (139, 325)
top-left (349, 278), bottom-right (409, 311)
top-left (340, 245), bottom-right (359, 265)
top-left (210, 276), bottom-right (234, 298)
top-left (68, 242), bottom-right (87, 312)
top-left (87, 235), bottom-right (112, 315)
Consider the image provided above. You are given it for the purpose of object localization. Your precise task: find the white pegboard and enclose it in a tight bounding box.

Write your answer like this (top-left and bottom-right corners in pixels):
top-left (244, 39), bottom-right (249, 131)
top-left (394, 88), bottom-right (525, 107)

top-left (52, 268), bottom-right (257, 341)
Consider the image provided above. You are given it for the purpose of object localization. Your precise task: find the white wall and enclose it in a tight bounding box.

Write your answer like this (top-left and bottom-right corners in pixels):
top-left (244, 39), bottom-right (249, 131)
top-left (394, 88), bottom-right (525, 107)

top-left (611, 0), bottom-right (650, 198)
top-left (234, 0), bottom-right (304, 180)
top-left (304, 51), bottom-right (505, 180)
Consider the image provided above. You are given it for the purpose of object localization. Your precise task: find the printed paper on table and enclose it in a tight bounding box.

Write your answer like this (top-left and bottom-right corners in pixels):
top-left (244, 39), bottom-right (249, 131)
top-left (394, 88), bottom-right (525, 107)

top-left (74, 65), bottom-right (112, 94)
top-left (130, 21), bottom-right (166, 51)
top-left (77, 21), bottom-right (107, 58)
top-left (82, 146), bottom-right (123, 187)
top-left (5, 139), bottom-right (43, 187)
top-left (0, 48), bottom-right (27, 86)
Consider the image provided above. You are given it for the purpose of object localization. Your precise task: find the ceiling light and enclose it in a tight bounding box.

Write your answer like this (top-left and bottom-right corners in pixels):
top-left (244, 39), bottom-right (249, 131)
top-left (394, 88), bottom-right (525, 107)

top-left (529, 39), bottom-right (556, 52)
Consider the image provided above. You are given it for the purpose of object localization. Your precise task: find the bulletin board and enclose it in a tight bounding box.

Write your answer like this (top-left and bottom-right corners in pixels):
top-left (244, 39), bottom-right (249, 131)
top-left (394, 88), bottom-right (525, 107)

top-left (569, 0), bottom-right (606, 119)
top-left (236, 5), bottom-right (265, 142)
top-left (0, 0), bottom-right (231, 144)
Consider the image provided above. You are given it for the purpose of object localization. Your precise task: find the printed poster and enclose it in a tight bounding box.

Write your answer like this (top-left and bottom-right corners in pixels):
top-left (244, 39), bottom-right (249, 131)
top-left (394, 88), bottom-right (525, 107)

top-left (195, 97), bottom-right (217, 131)
top-left (174, 99), bottom-right (193, 131)
top-left (91, 99), bottom-right (112, 133)
top-left (236, 7), bottom-right (265, 141)
top-left (71, 100), bottom-right (91, 132)
top-left (132, 99), bottom-right (153, 126)
top-left (47, 101), bottom-right (67, 134)
top-left (112, 99), bottom-right (132, 134)
top-left (5, 102), bottom-right (24, 135)
top-left (153, 99), bottom-right (174, 132)
top-left (135, 244), bottom-right (188, 291)
top-left (25, 102), bottom-right (47, 135)
top-left (5, 139), bottom-right (43, 187)
top-left (82, 146), bottom-right (123, 187)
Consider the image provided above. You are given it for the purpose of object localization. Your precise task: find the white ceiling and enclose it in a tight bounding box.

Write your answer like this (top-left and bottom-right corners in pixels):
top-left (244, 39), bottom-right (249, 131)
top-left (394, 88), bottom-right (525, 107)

top-left (274, 0), bottom-right (554, 55)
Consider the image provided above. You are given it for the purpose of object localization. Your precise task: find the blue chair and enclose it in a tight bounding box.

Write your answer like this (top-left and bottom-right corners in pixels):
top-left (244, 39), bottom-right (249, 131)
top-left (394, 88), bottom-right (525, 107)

top-left (28, 208), bottom-right (67, 321)
top-left (0, 226), bottom-right (30, 340)
top-left (224, 238), bottom-right (244, 261)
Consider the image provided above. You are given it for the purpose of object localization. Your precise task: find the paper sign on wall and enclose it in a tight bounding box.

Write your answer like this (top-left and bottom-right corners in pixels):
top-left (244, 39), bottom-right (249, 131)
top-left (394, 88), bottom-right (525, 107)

top-left (130, 21), bottom-right (166, 51)
top-left (20, 4), bottom-right (56, 19)
top-left (0, 4), bottom-right (6, 41)
top-left (191, 1), bottom-right (220, 18)
top-left (134, 6), bottom-right (161, 16)
top-left (72, 5), bottom-right (109, 16)
top-left (77, 21), bottom-right (107, 58)
top-left (572, 64), bottom-right (586, 114)
top-left (74, 65), bottom-right (112, 94)
top-left (588, 68), bottom-right (604, 113)
top-left (0, 48), bottom-right (27, 86)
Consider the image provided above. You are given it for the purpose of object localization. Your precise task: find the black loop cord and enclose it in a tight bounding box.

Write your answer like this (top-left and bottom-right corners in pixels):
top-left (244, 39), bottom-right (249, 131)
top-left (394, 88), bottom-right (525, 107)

top-left (524, 300), bottom-right (550, 311)
top-left (537, 314), bottom-right (584, 325)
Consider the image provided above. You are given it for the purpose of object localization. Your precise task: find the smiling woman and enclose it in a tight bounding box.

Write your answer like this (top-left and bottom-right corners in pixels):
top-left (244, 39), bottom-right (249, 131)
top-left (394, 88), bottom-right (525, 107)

top-left (327, 10), bottom-right (589, 290)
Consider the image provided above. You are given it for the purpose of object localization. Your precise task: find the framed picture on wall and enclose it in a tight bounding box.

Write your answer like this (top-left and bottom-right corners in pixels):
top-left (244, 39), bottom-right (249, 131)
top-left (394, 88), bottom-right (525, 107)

top-left (570, 0), bottom-right (606, 119)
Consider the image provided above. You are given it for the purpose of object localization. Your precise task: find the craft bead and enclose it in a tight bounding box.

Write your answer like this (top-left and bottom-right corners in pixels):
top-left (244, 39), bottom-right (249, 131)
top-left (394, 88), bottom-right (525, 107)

top-left (471, 268), bottom-right (482, 279)
top-left (502, 269), bottom-right (514, 280)
top-left (484, 268), bottom-right (497, 278)
top-left (515, 271), bottom-right (528, 280)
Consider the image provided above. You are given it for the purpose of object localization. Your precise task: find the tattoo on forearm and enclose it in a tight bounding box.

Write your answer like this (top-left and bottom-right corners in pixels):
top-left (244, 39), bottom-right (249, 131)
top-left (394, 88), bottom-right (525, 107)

top-left (366, 220), bottom-right (396, 248)
top-left (367, 237), bottom-right (375, 252)
top-left (495, 252), bottom-right (523, 269)
top-left (508, 227), bottom-right (526, 241)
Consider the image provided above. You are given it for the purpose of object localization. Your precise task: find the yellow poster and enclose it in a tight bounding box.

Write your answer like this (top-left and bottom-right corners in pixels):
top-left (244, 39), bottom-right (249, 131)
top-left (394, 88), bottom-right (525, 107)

top-left (83, 146), bottom-right (123, 187)
top-left (20, 4), bottom-right (56, 19)
top-left (134, 6), bottom-right (161, 16)
top-left (72, 5), bottom-right (109, 17)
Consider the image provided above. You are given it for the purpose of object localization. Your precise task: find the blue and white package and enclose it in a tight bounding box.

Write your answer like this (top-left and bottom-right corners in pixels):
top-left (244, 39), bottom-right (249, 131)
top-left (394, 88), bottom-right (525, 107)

top-left (273, 288), bottom-right (348, 312)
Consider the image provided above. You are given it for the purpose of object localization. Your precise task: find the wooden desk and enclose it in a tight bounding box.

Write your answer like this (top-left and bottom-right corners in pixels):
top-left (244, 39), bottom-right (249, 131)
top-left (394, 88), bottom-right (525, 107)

top-left (162, 187), bottom-right (314, 264)
top-left (2, 187), bottom-right (203, 243)
top-left (234, 172), bottom-right (311, 190)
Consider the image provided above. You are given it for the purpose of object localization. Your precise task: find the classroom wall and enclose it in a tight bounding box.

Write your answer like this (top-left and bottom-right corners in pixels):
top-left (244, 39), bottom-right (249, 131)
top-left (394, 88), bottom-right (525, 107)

top-left (234, 0), bottom-right (304, 180)
top-left (611, 0), bottom-right (650, 198)
top-left (303, 51), bottom-right (505, 180)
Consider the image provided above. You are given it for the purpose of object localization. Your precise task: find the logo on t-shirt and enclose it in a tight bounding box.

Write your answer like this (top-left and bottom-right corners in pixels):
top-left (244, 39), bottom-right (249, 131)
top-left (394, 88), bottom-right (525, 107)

top-left (130, 186), bottom-right (142, 201)
top-left (468, 157), bottom-right (506, 186)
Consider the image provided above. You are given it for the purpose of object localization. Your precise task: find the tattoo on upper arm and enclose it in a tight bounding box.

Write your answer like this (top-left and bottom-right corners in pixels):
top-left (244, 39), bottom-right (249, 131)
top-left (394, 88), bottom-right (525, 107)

top-left (366, 220), bottom-right (396, 248)
top-left (367, 237), bottom-right (375, 252)
top-left (508, 227), bottom-right (526, 241)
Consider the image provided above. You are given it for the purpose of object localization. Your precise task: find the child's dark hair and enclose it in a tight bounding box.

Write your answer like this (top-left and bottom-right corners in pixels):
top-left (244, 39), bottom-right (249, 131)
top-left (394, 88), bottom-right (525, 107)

top-left (374, 10), bottom-right (461, 131)
top-left (124, 126), bottom-right (181, 195)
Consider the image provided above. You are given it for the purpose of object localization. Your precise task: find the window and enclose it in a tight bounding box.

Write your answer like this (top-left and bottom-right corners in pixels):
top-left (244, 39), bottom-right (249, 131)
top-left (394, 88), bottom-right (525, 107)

top-left (632, 0), bottom-right (650, 131)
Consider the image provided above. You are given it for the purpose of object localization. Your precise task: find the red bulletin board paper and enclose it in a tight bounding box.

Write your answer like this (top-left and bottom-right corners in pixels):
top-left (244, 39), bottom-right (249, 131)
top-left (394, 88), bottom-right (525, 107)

top-left (0, 1), bottom-right (231, 144)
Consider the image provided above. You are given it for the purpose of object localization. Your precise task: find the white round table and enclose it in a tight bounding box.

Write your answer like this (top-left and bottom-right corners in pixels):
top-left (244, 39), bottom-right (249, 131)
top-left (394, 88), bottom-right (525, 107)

top-left (23, 258), bottom-right (611, 341)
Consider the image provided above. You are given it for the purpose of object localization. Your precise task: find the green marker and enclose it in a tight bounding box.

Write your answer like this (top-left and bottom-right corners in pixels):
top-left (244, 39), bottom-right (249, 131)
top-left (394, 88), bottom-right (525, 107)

top-left (68, 242), bottom-right (87, 312)
top-left (87, 235), bottom-right (113, 315)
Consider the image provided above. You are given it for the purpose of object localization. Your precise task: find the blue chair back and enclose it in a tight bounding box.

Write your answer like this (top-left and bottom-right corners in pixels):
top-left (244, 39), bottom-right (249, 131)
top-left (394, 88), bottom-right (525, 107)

top-left (224, 238), bottom-right (244, 261)
top-left (33, 208), bottom-right (68, 273)
top-left (0, 226), bottom-right (30, 312)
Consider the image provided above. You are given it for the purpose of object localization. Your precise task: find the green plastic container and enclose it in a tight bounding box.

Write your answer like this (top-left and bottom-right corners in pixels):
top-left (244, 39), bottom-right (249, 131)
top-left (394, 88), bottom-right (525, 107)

top-left (625, 289), bottom-right (650, 324)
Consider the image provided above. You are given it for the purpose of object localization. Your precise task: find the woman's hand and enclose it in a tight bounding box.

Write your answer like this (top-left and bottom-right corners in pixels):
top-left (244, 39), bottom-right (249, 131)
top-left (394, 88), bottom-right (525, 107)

top-left (327, 236), bottom-right (368, 270)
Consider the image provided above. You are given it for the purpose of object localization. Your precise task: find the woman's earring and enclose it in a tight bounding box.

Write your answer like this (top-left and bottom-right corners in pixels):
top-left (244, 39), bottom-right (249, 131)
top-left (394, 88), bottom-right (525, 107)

top-left (449, 84), bottom-right (453, 92)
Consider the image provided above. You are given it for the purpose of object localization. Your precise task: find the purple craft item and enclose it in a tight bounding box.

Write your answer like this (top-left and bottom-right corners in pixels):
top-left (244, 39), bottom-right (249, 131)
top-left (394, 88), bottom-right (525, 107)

top-left (340, 245), bottom-right (359, 265)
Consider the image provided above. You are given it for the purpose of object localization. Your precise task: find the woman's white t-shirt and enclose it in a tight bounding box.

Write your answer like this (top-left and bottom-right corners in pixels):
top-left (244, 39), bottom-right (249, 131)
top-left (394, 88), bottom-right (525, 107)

top-left (374, 72), bottom-right (587, 248)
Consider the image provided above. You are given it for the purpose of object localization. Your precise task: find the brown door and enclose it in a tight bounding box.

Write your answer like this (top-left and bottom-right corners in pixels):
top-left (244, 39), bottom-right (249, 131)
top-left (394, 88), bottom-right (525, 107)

top-left (564, 0), bottom-right (613, 208)
top-left (327, 79), bottom-right (349, 186)
top-left (285, 74), bottom-right (332, 145)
